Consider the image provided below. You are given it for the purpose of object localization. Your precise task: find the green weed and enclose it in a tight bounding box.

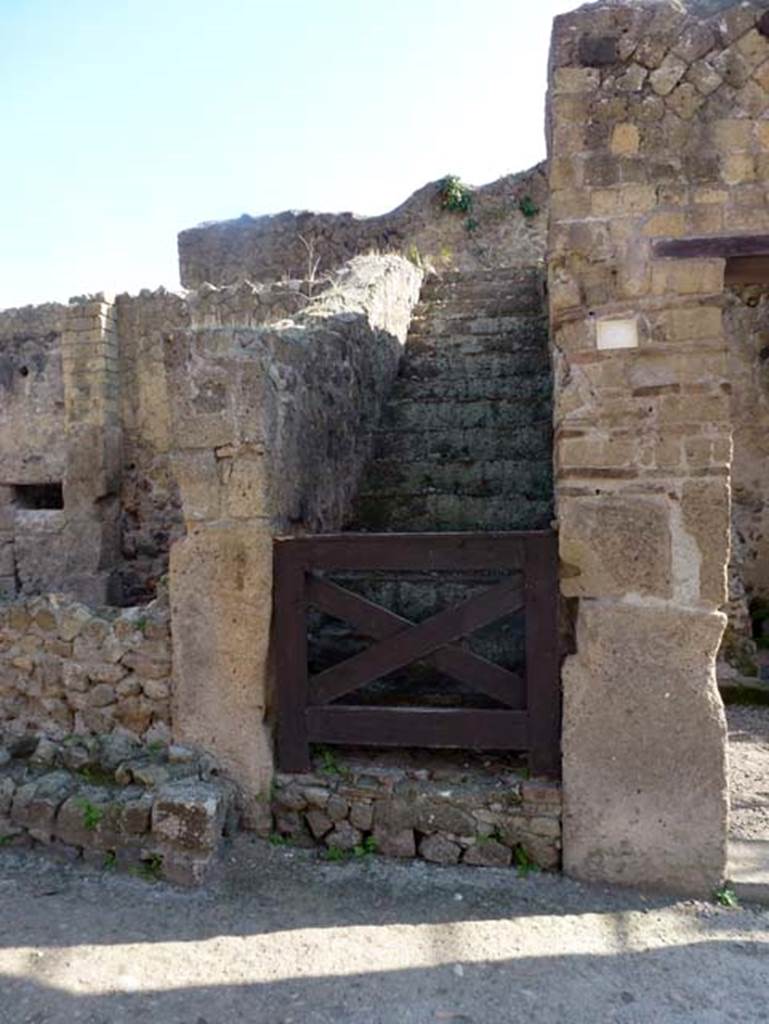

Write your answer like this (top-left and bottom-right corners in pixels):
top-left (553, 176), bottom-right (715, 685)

top-left (323, 846), bottom-right (347, 862)
top-left (714, 883), bottom-right (739, 909)
top-left (78, 799), bottom-right (103, 831)
top-left (137, 854), bottom-right (163, 882)
top-left (439, 175), bottom-right (473, 214)
top-left (353, 835), bottom-right (378, 858)
top-left (518, 195), bottom-right (540, 219)
top-left (513, 845), bottom-right (540, 878)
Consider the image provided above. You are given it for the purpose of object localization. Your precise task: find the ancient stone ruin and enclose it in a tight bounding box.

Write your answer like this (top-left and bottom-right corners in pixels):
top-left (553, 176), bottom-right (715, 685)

top-left (2, 0), bottom-right (769, 893)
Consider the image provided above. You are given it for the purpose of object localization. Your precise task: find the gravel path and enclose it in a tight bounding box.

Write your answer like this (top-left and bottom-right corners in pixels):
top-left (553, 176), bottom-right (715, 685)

top-left (728, 704), bottom-right (769, 841)
top-left (0, 706), bottom-right (767, 1023)
top-left (1, 838), bottom-right (769, 1024)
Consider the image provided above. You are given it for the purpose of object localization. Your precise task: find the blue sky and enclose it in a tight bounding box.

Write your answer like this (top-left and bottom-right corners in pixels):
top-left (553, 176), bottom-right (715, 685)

top-left (1, 0), bottom-right (577, 307)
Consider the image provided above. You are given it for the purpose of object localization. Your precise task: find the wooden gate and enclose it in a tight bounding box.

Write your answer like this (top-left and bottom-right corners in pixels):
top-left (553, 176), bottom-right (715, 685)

top-left (273, 531), bottom-right (560, 776)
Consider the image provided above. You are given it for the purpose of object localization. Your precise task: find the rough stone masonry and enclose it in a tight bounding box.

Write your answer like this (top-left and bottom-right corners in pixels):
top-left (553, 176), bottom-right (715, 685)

top-left (4, 0), bottom-right (769, 894)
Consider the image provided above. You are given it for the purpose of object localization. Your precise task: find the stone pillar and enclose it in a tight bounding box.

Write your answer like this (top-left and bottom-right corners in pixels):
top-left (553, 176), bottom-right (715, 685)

top-left (164, 323), bottom-right (276, 821)
top-left (546, 0), bottom-right (742, 893)
top-left (170, 523), bottom-right (275, 818)
top-left (61, 296), bottom-right (122, 604)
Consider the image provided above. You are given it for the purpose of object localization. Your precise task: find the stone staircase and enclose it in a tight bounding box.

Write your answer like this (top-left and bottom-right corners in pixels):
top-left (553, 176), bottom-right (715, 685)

top-left (347, 266), bottom-right (553, 533)
top-left (310, 265), bottom-right (553, 708)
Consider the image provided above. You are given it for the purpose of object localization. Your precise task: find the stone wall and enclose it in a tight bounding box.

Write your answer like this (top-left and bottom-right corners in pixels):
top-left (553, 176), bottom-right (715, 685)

top-left (177, 166), bottom-right (548, 289)
top-left (545, 0), bottom-right (765, 893)
top-left (0, 303), bottom-right (67, 599)
top-left (0, 733), bottom-right (234, 885)
top-left (722, 284), bottom-right (769, 666)
top-left (0, 592), bottom-right (171, 744)
top-left (166, 255), bottom-right (423, 811)
top-left (272, 753), bottom-right (561, 870)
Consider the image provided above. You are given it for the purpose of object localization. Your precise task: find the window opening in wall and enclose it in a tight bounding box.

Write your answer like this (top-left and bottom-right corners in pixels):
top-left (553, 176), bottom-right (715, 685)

top-left (12, 483), bottom-right (64, 510)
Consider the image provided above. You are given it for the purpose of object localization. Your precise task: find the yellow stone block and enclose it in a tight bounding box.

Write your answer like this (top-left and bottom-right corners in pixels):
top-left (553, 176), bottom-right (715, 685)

top-left (755, 120), bottom-right (769, 151)
top-left (651, 259), bottom-right (724, 296)
top-left (610, 122), bottom-right (640, 156)
top-left (753, 58), bottom-right (769, 93)
top-left (642, 211), bottom-right (686, 237)
top-left (550, 157), bottom-right (580, 190)
top-left (711, 118), bottom-right (752, 151)
top-left (661, 306), bottom-right (723, 342)
top-left (551, 188), bottom-right (591, 220)
top-left (687, 206), bottom-right (724, 234)
top-left (554, 67), bottom-right (600, 94)
top-left (736, 28), bottom-right (769, 67)
top-left (722, 152), bottom-right (756, 184)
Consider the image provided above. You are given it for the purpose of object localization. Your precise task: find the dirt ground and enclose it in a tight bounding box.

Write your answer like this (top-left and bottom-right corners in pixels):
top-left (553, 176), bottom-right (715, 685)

top-left (1, 835), bottom-right (769, 1024)
top-left (728, 703), bottom-right (769, 842)
top-left (0, 705), bottom-right (767, 1024)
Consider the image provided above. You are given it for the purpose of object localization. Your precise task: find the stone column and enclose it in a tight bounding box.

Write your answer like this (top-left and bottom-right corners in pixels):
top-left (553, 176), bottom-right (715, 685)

top-left (61, 296), bottom-right (123, 604)
top-left (164, 323), bottom-right (276, 824)
top-left (546, 1), bottom-right (742, 893)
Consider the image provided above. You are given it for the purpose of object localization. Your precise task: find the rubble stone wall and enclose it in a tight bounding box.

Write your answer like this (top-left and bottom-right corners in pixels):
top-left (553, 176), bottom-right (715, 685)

top-left (272, 762), bottom-right (561, 871)
top-left (0, 732), bottom-right (234, 885)
top-left (0, 592), bottom-right (171, 744)
top-left (177, 166), bottom-right (548, 289)
top-left (545, 0), bottom-right (768, 893)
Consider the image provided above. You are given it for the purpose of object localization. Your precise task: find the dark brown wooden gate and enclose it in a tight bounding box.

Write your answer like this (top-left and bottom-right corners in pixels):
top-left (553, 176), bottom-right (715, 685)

top-left (273, 531), bottom-right (560, 776)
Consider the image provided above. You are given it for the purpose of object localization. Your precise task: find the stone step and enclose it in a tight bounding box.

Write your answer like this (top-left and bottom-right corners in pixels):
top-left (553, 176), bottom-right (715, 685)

top-left (408, 312), bottom-right (547, 338)
top-left (420, 276), bottom-right (542, 301)
top-left (729, 840), bottom-right (769, 906)
top-left (378, 396), bottom-right (552, 433)
top-left (356, 458), bottom-right (552, 499)
top-left (372, 424), bottom-right (552, 463)
top-left (422, 266), bottom-right (543, 289)
top-left (416, 290), bottom-right (543, 318)
top-left (400, 351), bottom-right (551, 381)
top-left (349, 492), bottom-right (553, 532)
top-left (387, 373), bottom-right (551, 404)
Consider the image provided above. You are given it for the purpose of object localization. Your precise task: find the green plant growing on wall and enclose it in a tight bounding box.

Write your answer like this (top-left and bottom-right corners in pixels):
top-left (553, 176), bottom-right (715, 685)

top-left (512, 844), bottom-right (539, 878)
top-left (323, 845), bottom-right (347, 862)
top-left (714, 883), bottom-right (739, 908)
top-left (78, 798), bottom-right (103, 831)
top-left (439, 175), bottom-right (473, 214)
top-left (353, 835), bottom-right (377, 858)
top-left (138, 853), bottom-right (164, 882)
top-left (518, 195), bottom-right (540, 219)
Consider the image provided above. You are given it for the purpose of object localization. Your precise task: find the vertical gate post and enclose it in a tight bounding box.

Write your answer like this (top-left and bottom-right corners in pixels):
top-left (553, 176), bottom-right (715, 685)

top-left (274, 541), bottom-right (311, 772)
top-left (525, 532), bottom-right (561, 777)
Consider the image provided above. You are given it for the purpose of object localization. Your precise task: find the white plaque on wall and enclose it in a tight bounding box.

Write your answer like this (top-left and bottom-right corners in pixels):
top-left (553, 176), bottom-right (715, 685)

top-left (596, 317), bottom-right (638, 351)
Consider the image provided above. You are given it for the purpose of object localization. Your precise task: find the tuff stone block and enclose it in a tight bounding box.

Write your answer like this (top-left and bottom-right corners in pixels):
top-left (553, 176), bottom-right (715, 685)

top-left (562, 604), bottom-right (727, 895)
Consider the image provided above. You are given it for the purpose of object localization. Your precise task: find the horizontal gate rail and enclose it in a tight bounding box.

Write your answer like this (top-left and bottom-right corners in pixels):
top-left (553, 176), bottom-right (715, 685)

top-left (273, 531), bottom-right (560, 777)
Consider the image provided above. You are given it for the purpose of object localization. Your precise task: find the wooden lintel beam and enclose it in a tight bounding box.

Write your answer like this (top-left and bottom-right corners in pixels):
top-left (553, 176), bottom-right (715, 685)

top-left (653, 235), bottom-right (769, 260)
